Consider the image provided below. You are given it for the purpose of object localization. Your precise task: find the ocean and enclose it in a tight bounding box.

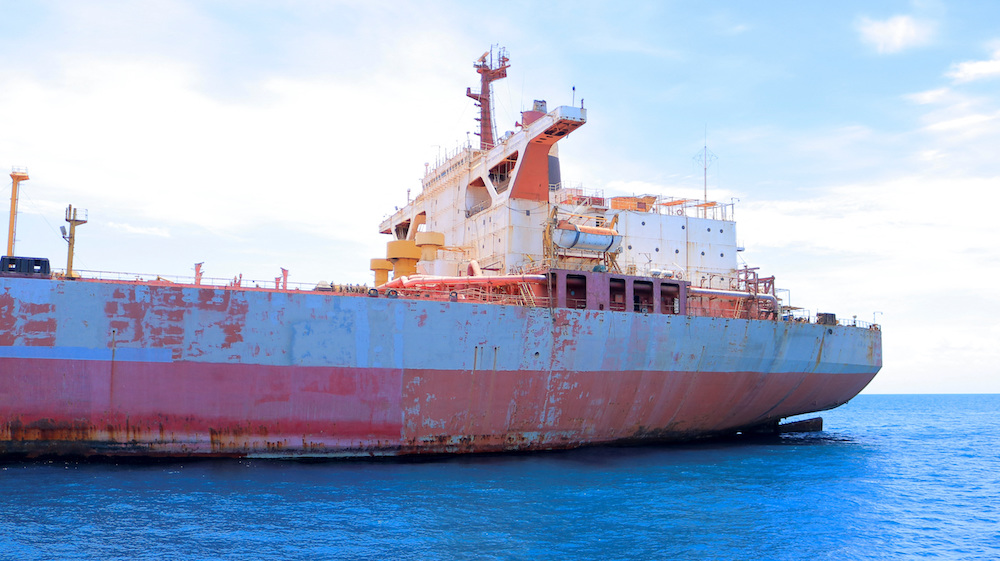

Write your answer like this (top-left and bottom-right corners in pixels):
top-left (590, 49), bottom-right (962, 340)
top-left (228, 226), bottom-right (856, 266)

top-left (2, 394), bottom-right (998, 560)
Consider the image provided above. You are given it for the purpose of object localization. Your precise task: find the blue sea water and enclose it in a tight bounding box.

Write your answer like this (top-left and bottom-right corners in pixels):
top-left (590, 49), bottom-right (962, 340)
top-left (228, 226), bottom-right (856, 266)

top-left (1, 394), bottom-right (998, 560)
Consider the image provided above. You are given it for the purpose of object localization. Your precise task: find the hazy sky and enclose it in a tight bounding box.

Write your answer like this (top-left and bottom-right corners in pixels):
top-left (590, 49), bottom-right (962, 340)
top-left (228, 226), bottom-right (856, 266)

top-left (2, 1), bottom-right (998, 393)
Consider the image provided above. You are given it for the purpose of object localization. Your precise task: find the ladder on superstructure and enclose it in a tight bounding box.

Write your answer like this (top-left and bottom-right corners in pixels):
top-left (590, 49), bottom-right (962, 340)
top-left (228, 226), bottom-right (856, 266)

top-left (518, 281), bottom-right (537, 307)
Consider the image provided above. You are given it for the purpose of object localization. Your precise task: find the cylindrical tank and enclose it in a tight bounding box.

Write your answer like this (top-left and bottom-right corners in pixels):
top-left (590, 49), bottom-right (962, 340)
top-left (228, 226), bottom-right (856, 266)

top-left (552, 220), bottom-right (623, 253)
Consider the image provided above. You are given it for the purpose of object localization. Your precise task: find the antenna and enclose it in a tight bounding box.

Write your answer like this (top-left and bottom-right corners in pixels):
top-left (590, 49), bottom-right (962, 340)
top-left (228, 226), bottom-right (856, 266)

top-left (692, 130), bottom-right (717, 218)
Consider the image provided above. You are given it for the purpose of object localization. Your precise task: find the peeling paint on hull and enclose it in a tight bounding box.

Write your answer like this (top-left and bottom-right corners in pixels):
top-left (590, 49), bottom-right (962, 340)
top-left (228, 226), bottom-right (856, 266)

top-left (0, 277), bottom-right (881, 458)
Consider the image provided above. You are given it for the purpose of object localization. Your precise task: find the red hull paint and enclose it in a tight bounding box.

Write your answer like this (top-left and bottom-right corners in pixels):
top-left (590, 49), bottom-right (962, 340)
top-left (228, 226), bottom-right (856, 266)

top-left (0, 357), bottom-right (874, 457)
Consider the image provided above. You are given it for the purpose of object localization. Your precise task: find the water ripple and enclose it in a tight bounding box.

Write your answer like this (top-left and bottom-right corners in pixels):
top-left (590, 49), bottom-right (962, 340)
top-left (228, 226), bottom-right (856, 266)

top-left (1, 395), bottom-right (999, 560)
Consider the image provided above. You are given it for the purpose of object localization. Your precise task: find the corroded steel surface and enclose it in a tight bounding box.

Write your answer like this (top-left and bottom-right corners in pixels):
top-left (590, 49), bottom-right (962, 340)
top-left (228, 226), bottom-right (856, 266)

top-left (0, 277), bottom-right (881, 458)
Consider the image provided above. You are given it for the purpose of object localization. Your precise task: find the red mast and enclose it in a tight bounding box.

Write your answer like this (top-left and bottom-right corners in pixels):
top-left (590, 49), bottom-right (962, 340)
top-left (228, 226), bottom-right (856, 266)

top-left (466, 47), bottom-right (509, 150)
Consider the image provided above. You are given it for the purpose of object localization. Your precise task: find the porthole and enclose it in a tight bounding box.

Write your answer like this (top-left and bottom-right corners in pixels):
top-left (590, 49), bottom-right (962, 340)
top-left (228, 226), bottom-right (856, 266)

top-left (720, 253), bottom-right (724, 257)
top-left (628, 245), bottom-right (633, 250)
top-left (642, 221), bottom-right (646, 226)
top-left (655, 248), bottom-right (659, 252)
top-left (675, 249), bottom-right (680, 254)
top-left (707, 228), bottom-right (711, 232)
top-left (681, 225), bottom-right (686, 230)
top-left (701, 251), bottom-right (705, 256)
top-left (720, 229), bottom-right (724, 233)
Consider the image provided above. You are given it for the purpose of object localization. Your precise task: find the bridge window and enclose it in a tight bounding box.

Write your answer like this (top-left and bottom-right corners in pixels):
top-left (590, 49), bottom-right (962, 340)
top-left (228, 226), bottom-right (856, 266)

top-left (661, 283), bottom-right (681, 314)
top-left (609, 278), bottom-right (626, 311)
top-left (566, 274), bottom-right (587, 309)
top-left (634, 281), bottom-right (653, 313)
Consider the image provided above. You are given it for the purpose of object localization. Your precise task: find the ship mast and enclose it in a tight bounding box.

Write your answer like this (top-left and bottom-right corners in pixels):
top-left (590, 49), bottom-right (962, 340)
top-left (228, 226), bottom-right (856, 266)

top-left (62, 204), bottom-right (87, 278)
top-left (466, 47), bottom-right (509, 150)
top-left (5, 168), bottom-right (29, 257)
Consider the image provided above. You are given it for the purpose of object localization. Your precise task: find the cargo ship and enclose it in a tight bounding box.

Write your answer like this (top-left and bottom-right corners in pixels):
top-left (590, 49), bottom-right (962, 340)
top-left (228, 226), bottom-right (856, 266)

top-left (0, 49), bottom-right (881, 458)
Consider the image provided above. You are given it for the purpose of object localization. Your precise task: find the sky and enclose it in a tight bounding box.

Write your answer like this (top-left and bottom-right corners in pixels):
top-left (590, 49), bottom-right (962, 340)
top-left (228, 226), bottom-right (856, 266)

top-left (1, 0), bottom-right (998, 394)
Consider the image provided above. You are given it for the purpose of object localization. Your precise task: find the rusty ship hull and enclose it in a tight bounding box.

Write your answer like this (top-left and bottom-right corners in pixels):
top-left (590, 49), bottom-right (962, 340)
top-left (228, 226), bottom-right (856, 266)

top-left (0, 275), bottom-right (880, 458)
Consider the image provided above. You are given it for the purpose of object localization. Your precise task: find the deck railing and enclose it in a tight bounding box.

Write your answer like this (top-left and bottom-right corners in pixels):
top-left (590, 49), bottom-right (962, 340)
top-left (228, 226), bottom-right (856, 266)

top-left (59, 269), bottom-right (366, 293)
top-left (49, 268), bottom-right (877, 328)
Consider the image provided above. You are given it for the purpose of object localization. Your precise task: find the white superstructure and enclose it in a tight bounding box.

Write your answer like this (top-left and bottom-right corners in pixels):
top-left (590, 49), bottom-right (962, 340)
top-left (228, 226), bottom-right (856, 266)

top-left (374, 57), bottom-right (743, 291)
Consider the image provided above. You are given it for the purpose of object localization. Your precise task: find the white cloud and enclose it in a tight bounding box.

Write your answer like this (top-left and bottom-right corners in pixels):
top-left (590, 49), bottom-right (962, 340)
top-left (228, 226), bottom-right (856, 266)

top-left (739, 174), bottom-right (1000, 393)
top-left (916, 149), bottom-right (946, 163)
top-left (0, 30), bottom-right (481, 285)
top-left (924, 111), bottom-right (1000, 134)
top-left (946, 48), bottom-right (1000, 82)
top-left (577, 37), bottom-right (681, 59)
top-left (904, 85), bottom-right (1000, 168)
top-left (0, 53), bottom-right (464, 232)
top-left (107, 222), bottom-right (170, 237)
top-left (906, 87), bottom-right (951, 105)
top-left (856, 15), bottom-right (935, 54)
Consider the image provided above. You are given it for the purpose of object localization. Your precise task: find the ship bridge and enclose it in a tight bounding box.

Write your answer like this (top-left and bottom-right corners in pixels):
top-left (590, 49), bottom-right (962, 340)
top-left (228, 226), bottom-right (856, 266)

top-left (375, 87), bottom-right (587, 282)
